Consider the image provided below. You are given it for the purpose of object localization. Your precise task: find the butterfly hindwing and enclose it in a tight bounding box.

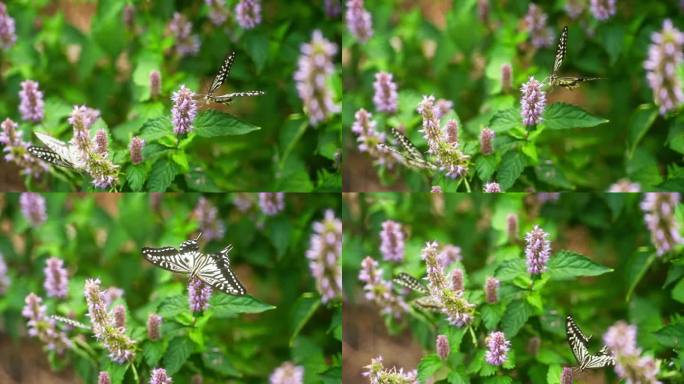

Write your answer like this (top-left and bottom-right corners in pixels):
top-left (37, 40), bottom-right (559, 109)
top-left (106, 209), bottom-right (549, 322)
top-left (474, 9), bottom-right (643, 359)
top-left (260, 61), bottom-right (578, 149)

top-left (208, 91), bottom-right (266, 104)
top-left (566, 315), bottom-right (615, 370)
top-left (197, 245), bottom-right (246, 295)
top-left (208, 51), bottom-right (236, 96)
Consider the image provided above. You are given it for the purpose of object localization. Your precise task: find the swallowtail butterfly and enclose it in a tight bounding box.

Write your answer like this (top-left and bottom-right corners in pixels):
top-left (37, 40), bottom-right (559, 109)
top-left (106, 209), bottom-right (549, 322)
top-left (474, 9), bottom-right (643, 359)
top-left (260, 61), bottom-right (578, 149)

top-left (378, 128), bottom-right (439, 172)
top-left (142, 233), bottom-right (246, 296)
top-left (392, 272), bottom-right (441, 311)
top-left (27, 132), bottom-right (84, 169)
top-left (201, 51), bottom-right (265, 105)
top-left (548, 26), bottom-right (603, 90)
top-left (565, 315), bottom-right (615, 371)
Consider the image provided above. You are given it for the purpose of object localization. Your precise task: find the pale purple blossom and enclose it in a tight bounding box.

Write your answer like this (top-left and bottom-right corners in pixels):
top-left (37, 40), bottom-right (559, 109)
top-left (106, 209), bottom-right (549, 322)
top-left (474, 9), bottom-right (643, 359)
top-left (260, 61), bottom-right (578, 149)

top-left (168, 12), bottom-right (200, 57)
top-left (436, 335), bottom-right (450, 360)
top-left (102, 287), bottom-right (124, 308)
top-left (507, 213), bottom-right (518, 243)
top-left (608, 179), bottom-right (641, 192)
top-left (44, 257), bottom-right (68, 299)
top-left (484, 182), bottom-right (501, 193)
top-left (84, 278), bottom-right (136, 363)
top-left (123, 4), bottom-right (135, 29)
top-left (150, 368), bottom-right (173, 384)
top-left (373, 72), bottom-right (398, 113)
top-left (294, 30), bottom-right (340, 126)
top-left (560, 367), bottom-right (573, 384)
top-left (149, 70), bottom-right (161, 99)
top-left (603, 321), bottom-right (661, 384)
top-left (525, 225), bottom-right (551, 275)
top-left (521, 76), bottom-right (546, 126)
top-left (485, 331), bottom-right (510, 366)
top-left (523, 4), bottom-right (554, 48)
top-left (451, 268), bottom-right (464, 292)
top-left (0, 2), bottom-right (16, 50)
top-left (306, 210), bottom-right (342, 303)
top-left (188, 276), bottom-right (212, 313)
top-left (129, 137), bottom-right (144, 165)
top-left (20, 193), bottom-right (47, 226)
top-left (171, 85), bottom-right (197, 135)
top-left (351, 109), bottom-right (396, 168)
top-left (269, 361), bottom-right (304, 384)
top-left (193, 197), bottom-right (225, 241)
top-left (0, 118), bottom-right (48, 177)
top-left (537, 192), bottom-right (560, 204)
top-left (480, 128), bottom-right (494, 155)
top-left (434, 99), bottom-right (454, 120)
top-left (644, 19), bottom-right (684, 115)
top-left (438, 244), bottom-right (462, 269)
top-left (565, 0), bottom-right (586, 19)
top-left (259, 193), bottom-right (285, 215)
top-left (359, 257), bottom-right (409, 318)
top-left (418, 96), bottom-right (442, 155)
top-left (485, 276), bottom-right (499, 304)
top-left (346, 0), bottom-right (373, 43)
top-left (19, 80), bottom-right (44, 122)
top-left (233, 193), bottom-right (253, 212)
top-left (95, 129), bottom-right (109, 156)
top-left (501, 64), bottom-right (512, 92)
top-left (147, 313), bottom-right (162, 341)
top-left (69, 105), bottom-right (100, 157)
top-left (379, 220), bottom-right (404, 262)
top-left (205, 0), bottom-right (228, 26)
top-left (445, 120), bottom-right (458, 146)
top-left (640, 193), bottom-right (683, 256)
top-left (113, 304), bottom-right (126, 328)
top-left (324, 0), bottom-right (342, 18)
top-left (590, 0), bottom-right (616, 21)
top-left (431, 186), bottom-right (442, 193)
top-left (363, 356), bottom-right (417, 384)
top-left (22, 293), bottom-right (71, 354)
top-left (235, 0), bottom-right (262, 29)
top-left (0, 253), bottom-right (9, 295)
top-left (99, 371), bottom-right (112, 384)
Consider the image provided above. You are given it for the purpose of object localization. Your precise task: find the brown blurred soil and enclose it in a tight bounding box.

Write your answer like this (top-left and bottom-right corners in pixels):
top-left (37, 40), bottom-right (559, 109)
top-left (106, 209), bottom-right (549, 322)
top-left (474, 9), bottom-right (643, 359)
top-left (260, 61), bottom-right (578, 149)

top-left (0, 335), bottom-right (79, 384)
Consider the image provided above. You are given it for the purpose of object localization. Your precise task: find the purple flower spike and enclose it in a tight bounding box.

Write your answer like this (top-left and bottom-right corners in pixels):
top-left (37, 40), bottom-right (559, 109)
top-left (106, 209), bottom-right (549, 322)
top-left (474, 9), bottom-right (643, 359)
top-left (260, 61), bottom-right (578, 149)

top-left (373, 72), bottom-right (398, 113)
top-left (485, 276), bottom-right (499, 304)
top-left (99, 371), bottom-right (112, 384)
top-left (235, 0), bottom-right (262, 29)
top-left (324, 0), bottom-right (342, 18)
top-left (451, 268), bottom-right (463, 292)
top-left (150, 368), bottom-right (173, 384)
top-left (644, 19), bottom-right (684, 115)
top-left (525, 225), bottom-right (551, 275)
top-left (436, 335), bottom-right (450, 360)
top-left (507, 213), bottom-right (518, 243)
top-left (445, 120), bottom-right (458, 146)
top-left (417, 95), bottom-right (442, 155)
top-left (480, 128), bottom-right (494, 155)
top-left (0, 253), bottom-right (9, 295)
top-left (521, 76), bottom-right (546, 126)
top-left (640, 193), bottom-right (683, 256)
top-left (129, 137), bottom-right (144, 165)
top-left (123, 4), bottom-right (135, 29)
top-left (259, 193), bottom-right (285, 216)
top-left (193, 197), bottom-right (225, 241)
top-left (306, 210), bottom-right (342, 303)
top-left (485, 331), bottom-right (510, 366)
top-left (603, 321), bottom-right (660, 383)
top-left (44, 257), bottom-right (68, 299)
top-left (269, 361), bottom-right (304, 384)
top-left (149, 70), bottom-right (161, 98)
top-left (359, 257), bottom-right (409, 318)
top-left (20, 193), bottom-right (47, 227)
top-left (205, 0), bottom-right (228, 26)
top-left (147, 313), bottom-right (162, 341)
top-left (351, 109), bottom-right (397, 168)
top-left (0, 118), bottom-right (48, 177)
top-left (560, 367), bottom-right (573, 384)
top-left (379, 220), bottom-right (404, 262)
top-left (362, 356), bottom-right (417, 384)
top-left (171, 85), bottom-right (197, 135)
top-left (590, 0), bottom-right (616, 21)
top-left (484, 182), bottom-right (501, 193)
top-left (608, 179), bottom-right (640, 192)
top-left (523, 4), bottom-right (554, 48)
top-left (565, 0), bottom-right (585, 19)
top-left (345, 0), bottom-right (373, 43)
top-left (438, 244), bottom-right (462, 269)
top-left (22, 292), bottom-right (71, 354)
top-left (95, 129), bottom-right (109, 156)
top-left (168, 13), bottom-right (200, 57)
top-left (0, 2), bottom-right (16, 50)
top-left (113, 304), bottom-right (126, 328)
top-left (19, 80), bottom-right (44, 122)
top-left (501, 64), bottom-right (512, 91)
top-left (188, 276), bottom-right (212, 313)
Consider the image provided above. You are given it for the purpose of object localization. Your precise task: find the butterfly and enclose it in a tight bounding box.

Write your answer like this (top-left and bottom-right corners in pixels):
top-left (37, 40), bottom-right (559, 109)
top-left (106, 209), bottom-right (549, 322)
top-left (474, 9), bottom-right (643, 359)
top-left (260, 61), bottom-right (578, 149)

top-left (378, 128), bottom-right (439, 172)
top-left (548, 26), bottom-right (602, 90)
top-left (142, 233), bottom-right (246, 296)
top-left (27, 132), bottom-right (85, 169)
top-left (393, 272), bottom-right (441, 311)
top-left (200, 51), bottom-right (265, 105)
top-left (565, 315), bottom-right (615, 371)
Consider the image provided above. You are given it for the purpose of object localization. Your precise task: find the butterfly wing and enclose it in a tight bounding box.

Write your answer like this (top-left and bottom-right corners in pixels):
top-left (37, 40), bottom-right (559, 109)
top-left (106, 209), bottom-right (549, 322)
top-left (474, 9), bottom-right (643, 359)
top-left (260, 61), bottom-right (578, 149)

top-left (379, 129), bottom-right (438, 171)
top-left (208, 90), bottom-right (265, 104)
top-left (414, 296), bottom-right (442, 312)
top-left (552, 76), bottom-right (603, 90)
top-left (142, 246), bottom-right (195, 273)
top-left (566, 315), bottom-right (591, 366)
top-left (32, 132), bottom-right (82, 168)
top-left (553, 26), bottom-right (568, 75)
top-left (27, 146), bottom-right (74, 168)
top-left (582, 348), bottom-right (615, 369)
top-left (208, 52), bottom-right (236, 96)
top-left (393, 272), bottom-right (429, 295)
top-left (197, 245), bottom-right (246, 295)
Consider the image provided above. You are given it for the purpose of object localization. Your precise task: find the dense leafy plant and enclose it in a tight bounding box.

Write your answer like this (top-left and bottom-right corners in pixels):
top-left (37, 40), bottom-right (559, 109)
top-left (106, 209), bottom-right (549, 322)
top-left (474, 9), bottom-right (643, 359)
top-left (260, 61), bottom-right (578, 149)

top-left (343, 1), bottom-right (684, 192)
top-left (342, 192), bottom-right (684, 383)
top-left (0, 192), bottom-right (341, 383)
top-left (0, 1), bottom-right (341, 192)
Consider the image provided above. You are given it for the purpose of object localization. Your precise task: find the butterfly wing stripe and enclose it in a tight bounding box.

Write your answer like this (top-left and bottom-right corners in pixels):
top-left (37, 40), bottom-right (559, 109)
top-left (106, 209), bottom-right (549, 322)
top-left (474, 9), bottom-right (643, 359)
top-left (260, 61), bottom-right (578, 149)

top-left (414, 296), bottom-right (442, 312)
top-left (142, 246), bottom-right (194, 273)
top-left (566, 315), bottom-right (590, 365)
top-left (391, 128), bottom-right (425, 162)
top-left (197, 246), bottom-right (246, 295)
top-left (27, 146), bottom-right (74, 168)
top-left (393, 272), bottom-right (429, 295)
top-left (33, 132), bottom-right (83, 168)
top-left (583, 352), bottom-right (615, 369)
top-left (553, 26), bottom-right (568, 75)
top-left (209, 51), bottom-right (236, 95)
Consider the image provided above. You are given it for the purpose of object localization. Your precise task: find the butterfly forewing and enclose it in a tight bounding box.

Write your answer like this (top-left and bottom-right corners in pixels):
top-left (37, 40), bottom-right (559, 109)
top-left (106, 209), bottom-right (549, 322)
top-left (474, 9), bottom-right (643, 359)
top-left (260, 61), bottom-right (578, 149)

top-left (208, 51), bottom-right (236, 95)
top-left (32, 132), bottom-right (83, 169)
top-left (27, 146), bottom-right (74, 168)
top-left (553, 26), bottom-right (568, 75)
top-left (197, 245), bottom-right (246, 295)
top-left (142, 246), bottom-right (195, 273)
top-left (393, 272), bottom-right (429, 295)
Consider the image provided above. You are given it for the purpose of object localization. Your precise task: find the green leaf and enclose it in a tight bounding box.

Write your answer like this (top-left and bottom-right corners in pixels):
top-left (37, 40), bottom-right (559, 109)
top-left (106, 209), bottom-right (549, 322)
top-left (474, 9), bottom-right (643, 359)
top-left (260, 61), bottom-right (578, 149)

top-left (599, 23), bottom-right (624, 65)
top-left (157, 295), bottom-right (188, 318)
top-left (627, 105), bottom-right (658, 157)
top-left (673, 278), bottom-right (684, 304)
top-left (476, 155), bottom-right (498, 182)
top-left (184, 170), bottom-right (221, 192)
top-left (653, 322), bottom-right (684, 347)
top-left (202, 348), bottom-right (241, 377)
top-left (209, 295), bottom-right (276, 318)
top-left (543, 103), bottom-right (608, 130)
top-left (417, 354), bottom-right (443, 383)
top-left (163, 336), bottom-right (194, 375)
top-left (489, 108), bottom-right (520, 132)
top-left (484, 377), bottom-right (513, 384)
top-left (502, 299), bottom-right (530, 337)
top-left (626, 250), bottom-right (655, 301)
top-left (243, 32), bottom-right (269, 73)
top-left (448, 371), bottom-right (468, 384)
top-left (320, 366), bottom-right (342, 384)
top-left (479, 363), bottom-right (496, 377)
top-left (481, 304), bottom-right (505, 330)
top-left (143, 340), bottom-right (166, 366)
top-left (495, 259), bottom-right (526, 281)
top-left (147, 158), bottom-right (177, 192)
top-left (546, 364), bottom-right (562, 384)
top-left (126, 164), bottom-right (147, 192)
top-left (534, 162), bottom-right (573, 190)
top-left (497, 151), bottom-right (527, 190)
top-left (194, 110), bottom-right (261, 137)
top-left (140, 117), bottom-right (174, 142)
top-left (547, 250), bottom-right (613, 280)
top-left (290, 293), bottom-right (321, 345)
top-left (265, 215), bottom-right (292, 258)
top-left (102, 360), bottom-right (129, 384)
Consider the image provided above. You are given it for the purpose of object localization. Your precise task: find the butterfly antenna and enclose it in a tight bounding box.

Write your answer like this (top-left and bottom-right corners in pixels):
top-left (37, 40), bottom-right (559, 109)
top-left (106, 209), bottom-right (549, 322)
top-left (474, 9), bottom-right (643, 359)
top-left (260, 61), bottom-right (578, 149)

top-left (195, 232), bottom-right (203, 241)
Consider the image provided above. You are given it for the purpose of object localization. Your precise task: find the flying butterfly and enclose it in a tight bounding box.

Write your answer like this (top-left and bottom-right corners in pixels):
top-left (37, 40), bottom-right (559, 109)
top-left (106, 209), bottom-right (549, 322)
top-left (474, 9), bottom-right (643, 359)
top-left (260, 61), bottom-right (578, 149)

top-left (393, 272), bottom-right (441, 312)
top-left (548, 26), bottom-right (603, 90)
top-left (27, 132), bottom-right (84, 169)
top-left (142, 233), bottom-right (246, 296)
top-left (200, 51), bottom-right (265, 105)
top-left (565, 315), bottom-right (615, 371)
top-left (378, 128), bottom-right (439, 172)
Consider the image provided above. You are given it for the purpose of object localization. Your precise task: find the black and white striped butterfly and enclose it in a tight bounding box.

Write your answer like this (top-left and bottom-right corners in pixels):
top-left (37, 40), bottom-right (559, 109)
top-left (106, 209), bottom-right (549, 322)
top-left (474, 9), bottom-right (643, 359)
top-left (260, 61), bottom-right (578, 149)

top-left (566, 315), bottom-right (615, 371)
top-left (27, 132), bottom-right (85, 169)
top-left (378, 128), bottom-right (439, 172)
top-left (200, 51), bottom-right (265, 105)
top-left (142, 233), bottom-right (246, 296)
top-left (393, 272), bottom-right (441, 311)
top-left (548, 26), bottom-right (602, 90)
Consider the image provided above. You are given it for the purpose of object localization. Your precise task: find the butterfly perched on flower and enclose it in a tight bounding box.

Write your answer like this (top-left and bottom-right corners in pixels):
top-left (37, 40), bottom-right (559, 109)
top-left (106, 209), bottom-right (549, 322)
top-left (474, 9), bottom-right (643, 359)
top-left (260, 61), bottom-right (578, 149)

top-left (392, 272), bottom-right (441, 312)
top-left (27, 132), bottom-right (86, 169)
top-left (547, 26), bottom-right (603, 90)
top-left (378, 128), bottom-right (439, 172)
top-left (142, 233), bottom-right (246, 296)
top-left (199, 51), bottom-right (265, 105)
top-left (565, 315), bottom-right (615, 371)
